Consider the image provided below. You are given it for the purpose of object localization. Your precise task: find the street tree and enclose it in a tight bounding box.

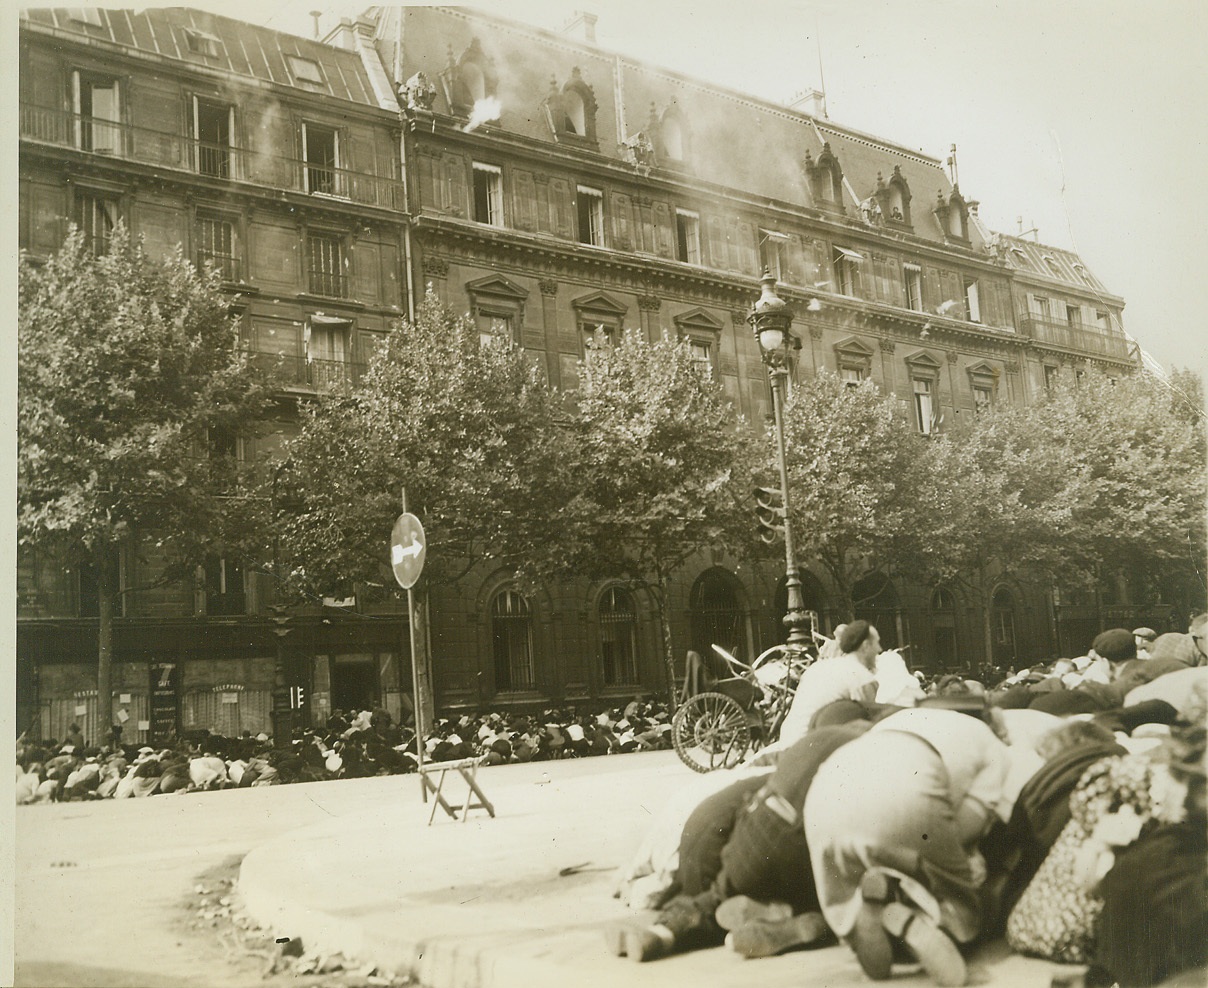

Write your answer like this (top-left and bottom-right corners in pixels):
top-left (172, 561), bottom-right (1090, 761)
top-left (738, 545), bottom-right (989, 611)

top-left (908, 368), bottom-right (1206, 662)
top-left (775, 371), bottom-right (929, 622)
top-left (563, 329), bottom-right (751, 704)
top-left (275, 291), bottom-right (573, 595)
top-left (274, 292), bottom-right (575, 716)
top-left (18, 226), bottom-right (270, 737)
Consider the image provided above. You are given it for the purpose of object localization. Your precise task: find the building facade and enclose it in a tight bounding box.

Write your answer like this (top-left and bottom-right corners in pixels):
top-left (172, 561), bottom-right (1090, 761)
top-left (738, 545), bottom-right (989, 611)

top-left (17, 6), bottom-right (1154, 743)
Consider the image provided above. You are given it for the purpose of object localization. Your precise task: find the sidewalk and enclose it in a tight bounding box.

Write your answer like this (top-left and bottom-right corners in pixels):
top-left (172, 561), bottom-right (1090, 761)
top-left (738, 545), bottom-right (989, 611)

top-left (238, 750), bottom-right (1062, 988)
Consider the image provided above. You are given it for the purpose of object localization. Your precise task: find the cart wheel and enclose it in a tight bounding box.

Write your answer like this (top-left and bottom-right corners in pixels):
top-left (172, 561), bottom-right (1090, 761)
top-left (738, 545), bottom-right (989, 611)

top-left (672, 691), bottom-right (751, 773)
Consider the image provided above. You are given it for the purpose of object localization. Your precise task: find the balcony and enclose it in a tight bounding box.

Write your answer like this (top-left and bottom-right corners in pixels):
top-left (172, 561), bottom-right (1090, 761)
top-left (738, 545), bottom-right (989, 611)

top-left (1021, 315), bottom-right (1133, 360)
top-left (307, 269), bottom-right (349, 299)
top-left (20, 104), bottom-right (403, 210)
top-left (197, 251), bottom-right (242, 283)
top-left (252, 353), bottom-right (367, 392)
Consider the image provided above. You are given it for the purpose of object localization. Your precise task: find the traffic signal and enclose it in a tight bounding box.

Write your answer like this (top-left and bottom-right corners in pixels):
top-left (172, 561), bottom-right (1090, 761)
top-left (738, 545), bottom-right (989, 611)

top-left (290, 685), bottom-right (306, 709)
top-left (754, 485), bottom-right (785, 543)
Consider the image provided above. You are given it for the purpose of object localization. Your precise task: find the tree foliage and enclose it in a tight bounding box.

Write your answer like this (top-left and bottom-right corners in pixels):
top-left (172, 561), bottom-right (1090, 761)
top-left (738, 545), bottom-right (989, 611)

top-left (18, 225), bottom-right (270, 725)
top-left (775, 371), bottom-right (928, 619)
top-left (274, 291), bottom-right (574, 599)
top-left (562, 330), bottom-right (752, 699)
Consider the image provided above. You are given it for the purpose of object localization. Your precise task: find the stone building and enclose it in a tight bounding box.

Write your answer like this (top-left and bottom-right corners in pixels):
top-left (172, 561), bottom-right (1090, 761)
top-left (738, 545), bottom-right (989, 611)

top-left (17, 6), bottom-right (1149, 742)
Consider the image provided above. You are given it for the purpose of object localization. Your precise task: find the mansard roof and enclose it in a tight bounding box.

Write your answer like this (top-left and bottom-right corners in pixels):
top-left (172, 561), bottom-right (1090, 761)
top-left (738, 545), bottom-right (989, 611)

top-left (380, 6), bottom-right (963, 247)
top-left (20, 7), bottom-right (382, 106)
top-left (994, 233), bottom-right (1113, 295)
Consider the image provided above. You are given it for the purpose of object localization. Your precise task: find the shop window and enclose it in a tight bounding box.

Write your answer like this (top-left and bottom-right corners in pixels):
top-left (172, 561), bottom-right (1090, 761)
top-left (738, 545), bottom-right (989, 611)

top-left (472, 162), bottom-right (504, 226)
top-left (72, 71), bottom-right (121, 153)
top-left (599, 586), bottom-right (638, 686)
top-left (491, 589), bottom-right (534, 691)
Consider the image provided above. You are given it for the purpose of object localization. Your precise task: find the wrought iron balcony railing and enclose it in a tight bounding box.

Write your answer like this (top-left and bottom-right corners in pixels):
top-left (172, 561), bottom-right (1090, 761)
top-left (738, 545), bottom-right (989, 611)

top-left (20, 104), bottom-right (403, 210)
top-left (197, 251), bottom-right (242, 282)
top-left (251, 353), bottom-right (368, 391)
top-left (1021, 315), bottom-right (1132, 360)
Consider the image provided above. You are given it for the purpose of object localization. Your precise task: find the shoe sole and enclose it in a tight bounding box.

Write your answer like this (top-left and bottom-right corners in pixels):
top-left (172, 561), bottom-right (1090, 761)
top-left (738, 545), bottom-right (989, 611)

top-left (728, 912), bottom-right (831, 958)
top-left (715, 894), bottom-right (794, 931)
top-left (882, 902), bottom-right (967, 987)
top-left (849, 872), bottom-right (894, 980)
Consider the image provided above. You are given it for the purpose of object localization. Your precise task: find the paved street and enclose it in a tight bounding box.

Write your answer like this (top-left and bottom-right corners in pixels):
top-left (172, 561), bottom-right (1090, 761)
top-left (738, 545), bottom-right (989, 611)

top-left (16, 749), bottom-right (1075, 988)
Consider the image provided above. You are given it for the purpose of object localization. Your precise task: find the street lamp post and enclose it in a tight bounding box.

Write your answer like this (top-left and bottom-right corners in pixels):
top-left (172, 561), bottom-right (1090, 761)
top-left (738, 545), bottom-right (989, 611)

top-left (749, 272), bottom-right (811, 649)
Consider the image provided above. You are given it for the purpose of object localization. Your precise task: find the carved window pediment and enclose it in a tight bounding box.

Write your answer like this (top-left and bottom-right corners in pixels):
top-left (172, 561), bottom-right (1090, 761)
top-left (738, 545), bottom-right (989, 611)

top-left (904, 349), bottom-right (942, 373)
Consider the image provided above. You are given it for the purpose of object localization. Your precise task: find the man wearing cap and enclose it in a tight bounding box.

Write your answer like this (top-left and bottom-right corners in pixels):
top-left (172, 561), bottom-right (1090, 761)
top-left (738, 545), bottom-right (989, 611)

top-left (1133, 627), bottom-right (1158, 659)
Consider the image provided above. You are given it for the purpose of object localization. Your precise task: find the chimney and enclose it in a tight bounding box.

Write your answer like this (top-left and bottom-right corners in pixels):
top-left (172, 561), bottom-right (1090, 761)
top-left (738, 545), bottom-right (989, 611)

top-left (789, 88), bottom-right (826, 117)
top-left (562, 10), bottom-right (598, 44)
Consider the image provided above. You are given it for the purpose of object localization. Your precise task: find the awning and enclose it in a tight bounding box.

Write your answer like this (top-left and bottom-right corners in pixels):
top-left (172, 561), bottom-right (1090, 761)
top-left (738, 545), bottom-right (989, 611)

top-left (310, 313), bottom-right (353, 326)
top-left (833, 245), bottom-right (864, 262)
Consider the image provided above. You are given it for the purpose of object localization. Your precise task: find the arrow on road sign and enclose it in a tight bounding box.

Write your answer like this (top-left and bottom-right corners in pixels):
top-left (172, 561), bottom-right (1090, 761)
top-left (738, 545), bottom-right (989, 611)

top-left (392, 534), bottom-right (423, 564)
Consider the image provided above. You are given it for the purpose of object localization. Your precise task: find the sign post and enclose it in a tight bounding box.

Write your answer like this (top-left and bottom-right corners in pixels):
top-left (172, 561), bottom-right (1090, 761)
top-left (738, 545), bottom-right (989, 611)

top-left (391, 505), bottom-right (427, 784)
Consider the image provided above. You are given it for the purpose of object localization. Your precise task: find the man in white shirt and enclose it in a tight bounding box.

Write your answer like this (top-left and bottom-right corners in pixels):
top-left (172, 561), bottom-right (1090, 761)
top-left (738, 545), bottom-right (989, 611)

top-left (773, 620), bottom-right (880, 750)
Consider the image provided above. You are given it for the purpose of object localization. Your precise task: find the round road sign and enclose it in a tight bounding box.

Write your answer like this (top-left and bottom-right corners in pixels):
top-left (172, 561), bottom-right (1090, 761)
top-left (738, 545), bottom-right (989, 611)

top-left (390, 513), bottom-right (426, 589)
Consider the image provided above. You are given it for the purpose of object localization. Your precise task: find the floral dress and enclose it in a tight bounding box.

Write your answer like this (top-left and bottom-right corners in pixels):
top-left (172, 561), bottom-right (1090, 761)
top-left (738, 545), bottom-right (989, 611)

top-left (1005, 749), bottom-right (1187, 963)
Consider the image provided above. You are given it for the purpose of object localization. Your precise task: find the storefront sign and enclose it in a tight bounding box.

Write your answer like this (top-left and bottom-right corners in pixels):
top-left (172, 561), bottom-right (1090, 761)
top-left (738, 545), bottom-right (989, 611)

top-left (149, 661), bottom-right (181, 741)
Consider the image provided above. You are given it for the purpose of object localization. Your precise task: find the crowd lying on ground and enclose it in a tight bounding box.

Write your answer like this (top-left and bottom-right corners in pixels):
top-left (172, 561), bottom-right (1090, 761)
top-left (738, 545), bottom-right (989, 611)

top-left (13, 700), bottom-right (683, 802)
top-left (611, 620), bottom-right (1207, 988)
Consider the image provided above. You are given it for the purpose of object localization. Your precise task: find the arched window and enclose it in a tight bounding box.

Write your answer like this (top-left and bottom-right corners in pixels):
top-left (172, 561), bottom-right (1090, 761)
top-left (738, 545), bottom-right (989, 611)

top-left (992, 586), bottom-right (1016, 667)
top-left (690, 569), bottom-right (742, 662)
top-left (931, 586), bottom-right (956, 671)
top-left (563, 89), bottom-right (585, 135)
top-left (662, 115), bottom-right (684, 160)
top-left (599, 586), bottom-right (638, 686)
top-left (461, 62), bottom-right (485, 105)
top-left (491, 589), bottom-right (534, 691)
top-left (853, 571), bottom-right (901, 649)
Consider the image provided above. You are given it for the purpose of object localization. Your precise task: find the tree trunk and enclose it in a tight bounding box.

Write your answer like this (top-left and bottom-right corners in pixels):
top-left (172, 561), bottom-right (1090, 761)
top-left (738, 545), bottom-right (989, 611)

top-left (652, 581), bottom-right (678, 712)
top-left (979, 565), bottom-right (994, 676)
top-left (96, 547), bottom-right (114, 745)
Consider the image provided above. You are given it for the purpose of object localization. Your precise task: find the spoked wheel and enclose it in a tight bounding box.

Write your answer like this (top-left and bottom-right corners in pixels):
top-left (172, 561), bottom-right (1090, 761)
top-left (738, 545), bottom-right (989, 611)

top-left (672, 691), bottom-right (751, 773)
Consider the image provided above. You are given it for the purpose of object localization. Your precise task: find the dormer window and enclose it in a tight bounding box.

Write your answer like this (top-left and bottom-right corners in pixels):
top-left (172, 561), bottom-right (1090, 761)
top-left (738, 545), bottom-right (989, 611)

top-left (804, 143), bottom-right (845, 214)
top-left (440, 38), bottom-right (499, 117)
top-left (934, 187), bottom-right (970, 241)
top-left (185, 29), bottom-right (223, 58)
top-left (545, 68), bottom-right (598, 146)
top-left (873, 166), bottom-right (913, 228)
top-left (287, 56), bottom-right (324, 87)
top-left (663, 115), bottom-right (684, 159)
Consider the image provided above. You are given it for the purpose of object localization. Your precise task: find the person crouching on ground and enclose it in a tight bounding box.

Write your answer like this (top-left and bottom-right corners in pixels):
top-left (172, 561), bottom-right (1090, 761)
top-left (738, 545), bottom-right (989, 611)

top-left (804, 705), bottom-right (1020, 987)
